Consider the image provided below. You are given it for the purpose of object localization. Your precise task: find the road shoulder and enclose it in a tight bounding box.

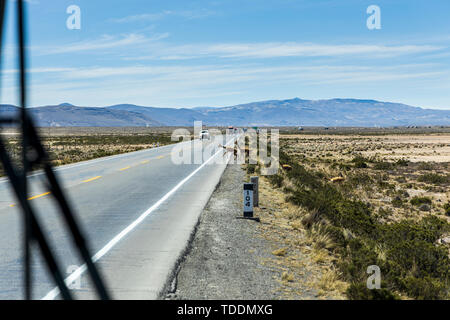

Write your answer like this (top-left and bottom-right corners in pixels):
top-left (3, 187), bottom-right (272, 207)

top-left (165, 163), bottom-right (282, 299)
top-left (165, 161), bottom-right (344, 300)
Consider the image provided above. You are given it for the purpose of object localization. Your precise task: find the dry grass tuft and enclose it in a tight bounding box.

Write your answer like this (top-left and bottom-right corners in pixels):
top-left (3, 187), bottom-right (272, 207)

top-left (311, 248), bottom-right (330, 264)
top-left (281, 272), bottom-right (295, 282)
top-left (301, 210), bottom-right (321, 229)
top-left (272, 247), bottom-right (288, 257)
top-left (308, 224), bottom-right (335, 251)
top-left (317, 268), bottom-right (348, 295)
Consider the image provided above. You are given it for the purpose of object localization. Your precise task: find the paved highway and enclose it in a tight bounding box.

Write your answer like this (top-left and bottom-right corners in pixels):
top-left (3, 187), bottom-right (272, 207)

top-left (0, 135), bottom-right (235, 299)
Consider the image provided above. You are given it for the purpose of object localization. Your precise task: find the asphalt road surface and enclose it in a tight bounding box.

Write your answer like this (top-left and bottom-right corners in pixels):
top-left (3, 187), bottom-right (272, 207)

top-left (0, 135), bottom-right (235, 300)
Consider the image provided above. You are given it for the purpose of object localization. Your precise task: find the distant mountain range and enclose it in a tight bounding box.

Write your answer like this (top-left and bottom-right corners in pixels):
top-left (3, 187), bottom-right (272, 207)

top-left (0, 104), bottom-right (162, 127)
top-left (1, 98), bottom-right (449, 127)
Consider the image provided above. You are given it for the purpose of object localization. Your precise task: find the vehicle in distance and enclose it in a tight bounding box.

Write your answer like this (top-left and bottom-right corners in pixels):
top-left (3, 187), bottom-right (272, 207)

top-left (227, 126), bottom-right (238, 134)
top-left (200, 129), bottom-right (210, 140)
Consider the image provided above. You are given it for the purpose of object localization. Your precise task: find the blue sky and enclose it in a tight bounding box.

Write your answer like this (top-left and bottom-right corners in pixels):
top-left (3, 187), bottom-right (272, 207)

top-left (1, 0), bottom-right (450, 109)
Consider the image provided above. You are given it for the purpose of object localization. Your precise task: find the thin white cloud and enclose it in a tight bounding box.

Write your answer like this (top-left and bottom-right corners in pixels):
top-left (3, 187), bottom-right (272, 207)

top-left (37, 33), bottom-right (169, 55)
top-left (111, 9), bottom-right (214, 23)
top-left (31, 31), bottom-right (444, 60)
top-left (207, 43), bottom-right (442, 58)
top-left (124, 42), bottom-right (444, 61)
top-left (12, 62), bottom-right (444, 84)
top-left (2, 67), bottom-right (75, 75)
top-left (2, 61), bottom-right (447, 108)
top-left (111, 11), bottom-right (173, 23)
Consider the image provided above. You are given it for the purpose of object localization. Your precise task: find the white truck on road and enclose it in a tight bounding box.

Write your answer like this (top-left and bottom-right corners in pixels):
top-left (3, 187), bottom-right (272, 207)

top-left (199, 129), bottom-right (210, 140)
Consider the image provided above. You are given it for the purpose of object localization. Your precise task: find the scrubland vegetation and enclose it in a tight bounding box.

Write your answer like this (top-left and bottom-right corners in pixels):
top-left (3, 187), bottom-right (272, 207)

top-left (251, 131), bottom-right (450, 299)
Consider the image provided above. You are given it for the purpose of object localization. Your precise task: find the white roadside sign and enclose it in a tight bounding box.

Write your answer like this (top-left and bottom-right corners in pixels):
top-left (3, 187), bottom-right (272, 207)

top-left (243, 183), bottom-right (254, 217)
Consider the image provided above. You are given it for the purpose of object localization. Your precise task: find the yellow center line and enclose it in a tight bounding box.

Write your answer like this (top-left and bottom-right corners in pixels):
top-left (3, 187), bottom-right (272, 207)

top-left (10, 174), bottom-right (102, 207)
top-left (83, 176), bottom-right (102, 183)
top-left (9, 191), bottom-right (52, 207)
top-left (27, 191), bottom-right (51, 201)
top-left (8, 152), bottom-right (173, 208)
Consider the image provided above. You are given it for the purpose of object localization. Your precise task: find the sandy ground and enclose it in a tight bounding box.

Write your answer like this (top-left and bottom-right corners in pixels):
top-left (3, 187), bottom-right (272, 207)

top-left (282, 134), bottom-right (450, 162)
top-left (282, 134), bottom-right (450, 222)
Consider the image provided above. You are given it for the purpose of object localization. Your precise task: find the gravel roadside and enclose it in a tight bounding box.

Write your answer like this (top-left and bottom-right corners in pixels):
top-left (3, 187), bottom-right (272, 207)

top-left (164, 163), bottom-right (282, 300)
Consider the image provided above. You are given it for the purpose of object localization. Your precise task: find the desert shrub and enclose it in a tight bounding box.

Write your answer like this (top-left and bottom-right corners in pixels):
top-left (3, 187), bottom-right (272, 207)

top-left (395, 176), bottom-right (407, 183)
top-left (246, 164), bottom-right (256, 174)
top-left (410, 196), bottom-right (432, 206)
top-left (418, 173), bottom-right (449, 185)
top-left (65, 149), bottom-right (81, 155)
top-left (334, 200), bottom-right (377, 237)
top-left (374, 162), bottom-right (393, 170)
top-left (419, 215), bottom-right (450, 238)
top-left (52, 134), bottom-right (173, 146)
top-left (339, 163), bottom-right (352, 171)
top-left (380, 217), bottom-right (448, 245)
top-left (346, 282), bottom-right (399, 300)
top-left (339, 239), bottom-right (378, 281)
top-left (418, 162), bottom-right (433, 170)
top-left (285, 164), bottom-right (324, 190)
top-left (386, 240), bottom-right (448, 278)
top-left (376, 207), bottom-right (392, 220)
top-left (323, 225), bottom-right (347, 248)
top-left (352, 156), bottom-right (368, 168)
top-left (301, 210), bottom-right (321, 229)
top-left (444, 202), bottom-right (450, 216)
top-left (267, 173), bottom-right (284, 188)
top-left (398, 276), bottom-right (448, 300)
top-left (352, 155), bottom-right (371, 162)
top-left (391, 197), bottom-right (403, 208)
top-left (348, 172), bottom-right (373, 186)
top-left (395, 159), bottom-right (409, 166)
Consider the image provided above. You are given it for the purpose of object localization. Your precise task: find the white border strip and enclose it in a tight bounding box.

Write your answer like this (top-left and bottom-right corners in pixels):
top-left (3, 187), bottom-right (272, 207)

top-left (41, 136), bottom-right (236, 300)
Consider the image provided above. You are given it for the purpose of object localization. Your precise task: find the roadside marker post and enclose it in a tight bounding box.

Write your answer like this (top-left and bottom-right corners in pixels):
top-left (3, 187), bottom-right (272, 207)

top-left (237, 183), bottom-right (260, 222)
top-left (243, 183), bottom-right (253, 217)
top-left (250, 176), bottom-right (259, 207)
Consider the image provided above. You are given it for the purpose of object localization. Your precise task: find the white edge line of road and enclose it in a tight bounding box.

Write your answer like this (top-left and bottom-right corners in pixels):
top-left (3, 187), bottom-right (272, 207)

top-left (41, 136), bottom-right (237, 300)
top-left (0, 139), bottom-right (194, 184)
